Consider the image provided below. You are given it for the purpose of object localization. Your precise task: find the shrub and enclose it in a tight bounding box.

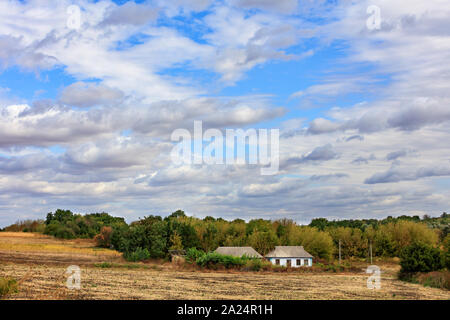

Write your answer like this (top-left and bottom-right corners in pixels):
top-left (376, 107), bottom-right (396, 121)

top-left (0, 277), bottom-right (18, 298)
top-left (185, 247), bottom-right (205, 263)
top-left (196, 252), bottom-right (247, 269)
top-left (400, 242), bottom-right (444, 274)
top-left (94, 226), bottom-right (113, 248)
top-left (124, 247), bottom-right (151, 262)
top-left (243, 259), bottom-right (272, 271)
top-left (418, 271), bottom-right (450, 290)
top-left (443, 235), bottom-right (450, 270)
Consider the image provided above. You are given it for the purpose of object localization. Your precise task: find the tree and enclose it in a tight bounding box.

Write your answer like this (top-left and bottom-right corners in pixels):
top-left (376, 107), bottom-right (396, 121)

top-left (289, 226), bottom-right (334, 260)
top-left (400, 242), bottom-right (444, 273)
top-left (309, 218), bottom-right (329, 231)
top-left (443, 235), bottom-right (450, 270)
top-left (94, 226), bottom-right (113, 248)
top-left (248, 230), bottom-right (279, 255)
top-left (169, 230), bottom-right (183, 251)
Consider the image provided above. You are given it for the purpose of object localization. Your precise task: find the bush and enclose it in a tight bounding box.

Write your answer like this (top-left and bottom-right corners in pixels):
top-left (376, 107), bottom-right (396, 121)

top-left (185, 247), bottom-right (205, 263)
top-left (124, 247), bottom-right (151, 262)
top-left (94, 226), bottom-right (113, 248)
top-left (0, 277), bottom-right (18, 298)
top-left (400, 242), bottom-right (444, 274)
top-left (418, 271), bottom-right (450, 290)
top-left (443, 235), bottom-right (450, 270)
top-left (243, 259), bottom-right (272, 271)
top-left (196, 252), bottom-right (247, 269)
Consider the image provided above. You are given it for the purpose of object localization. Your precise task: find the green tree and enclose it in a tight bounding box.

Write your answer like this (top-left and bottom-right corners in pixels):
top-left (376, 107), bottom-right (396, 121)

top-left (248, 229), bottom-right (279, 255)
top-left (400, 242), bottom-right (444, 273)
top-left (169, 230), bottom-right (184, 251)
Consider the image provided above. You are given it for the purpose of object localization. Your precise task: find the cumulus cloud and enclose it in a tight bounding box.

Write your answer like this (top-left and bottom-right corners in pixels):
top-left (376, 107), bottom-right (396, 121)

top-left (1, 0), bottom-right (450, 226)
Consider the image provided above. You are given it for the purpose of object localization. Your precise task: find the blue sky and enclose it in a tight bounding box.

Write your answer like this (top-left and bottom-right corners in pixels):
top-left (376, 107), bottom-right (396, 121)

top-left (0, 0), bottom-right (449, 226)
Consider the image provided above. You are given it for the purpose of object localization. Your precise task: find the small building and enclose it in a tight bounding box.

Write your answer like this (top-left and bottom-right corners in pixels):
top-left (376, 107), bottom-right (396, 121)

top-left (265, 246), bottom-right (313, 267)
top-left (214, 246), bottom-right (263, 258)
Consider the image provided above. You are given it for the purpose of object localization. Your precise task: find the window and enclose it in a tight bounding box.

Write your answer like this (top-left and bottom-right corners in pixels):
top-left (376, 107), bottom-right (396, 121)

top-left (296, 259), bottom-right (301, 266)
top-left (275, 259), bottom-right (280, 265)
top-left (304, 259), bottom-right (309, 266)
top-left (287, 259), bottom-right (291, 267)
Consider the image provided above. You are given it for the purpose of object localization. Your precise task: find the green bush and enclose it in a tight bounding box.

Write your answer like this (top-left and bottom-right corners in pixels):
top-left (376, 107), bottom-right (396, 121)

top-left (243, 258), bottom-right (272, 271)
top-left (124, 247), bottom-right (151, 262)
top-left (400, 242), bottom-right (444, 273)
top-left (0, 277), bottom-right (18, 298)
top-left (443, 235), bottom-right (450, 270)
top-left (196, 252), bottom-right (247, 269)
top-left (186, 247), bottom-right (205, 263)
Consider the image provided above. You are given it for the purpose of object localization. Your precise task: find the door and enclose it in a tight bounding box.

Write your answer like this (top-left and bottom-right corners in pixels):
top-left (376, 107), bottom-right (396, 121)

top-left (287, 259), bottom-right (291, 267)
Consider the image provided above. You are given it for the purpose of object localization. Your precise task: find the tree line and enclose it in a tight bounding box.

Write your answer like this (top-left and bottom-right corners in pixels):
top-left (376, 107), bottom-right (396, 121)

top-left (1, 209), bottom-right (448, 266)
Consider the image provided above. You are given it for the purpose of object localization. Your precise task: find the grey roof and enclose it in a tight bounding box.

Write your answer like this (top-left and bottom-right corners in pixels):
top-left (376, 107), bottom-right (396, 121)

top-left (265, 246), bottom-right (313, 258)
top-left (215, 246), bottom-right (263, 258)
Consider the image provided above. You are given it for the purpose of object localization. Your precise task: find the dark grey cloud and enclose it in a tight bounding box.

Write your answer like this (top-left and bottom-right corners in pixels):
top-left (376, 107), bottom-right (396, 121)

top-left (307, 104), bottom-right (450, 135)
top-left (309, 173), bottom-right (348, 181)
top-left (345, 135), bottom-right (364, 142)
top-left (386, 150), bottom-right (408, 161)
top-left (281, 144), bottom-right (338, 169)
top-left (365, 165), bottom-right (450, 184)
top-left (0, 154), bottom-right (55, 174)
top-left (351, 154), bottom-right (375, 165)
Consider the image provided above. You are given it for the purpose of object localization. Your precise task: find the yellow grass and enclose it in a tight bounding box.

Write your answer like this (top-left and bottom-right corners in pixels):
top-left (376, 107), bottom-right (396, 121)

top-left (0, 232), bottom-right (120, 256)
top-left (0, 242), bottom-right (120, 256)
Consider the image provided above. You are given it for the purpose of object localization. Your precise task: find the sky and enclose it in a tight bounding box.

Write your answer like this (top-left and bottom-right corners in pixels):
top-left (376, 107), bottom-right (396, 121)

top-left (0, 0), bottom-right (449, 226)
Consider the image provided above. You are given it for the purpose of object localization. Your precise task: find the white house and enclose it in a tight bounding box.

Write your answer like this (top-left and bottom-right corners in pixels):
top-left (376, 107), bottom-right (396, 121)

top-left (265, 246), bottom-right (313, 267)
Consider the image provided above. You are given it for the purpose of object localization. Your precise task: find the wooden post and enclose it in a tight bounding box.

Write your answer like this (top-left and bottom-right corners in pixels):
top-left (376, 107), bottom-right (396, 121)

top-left (370, 241), bottom-right (373, 264)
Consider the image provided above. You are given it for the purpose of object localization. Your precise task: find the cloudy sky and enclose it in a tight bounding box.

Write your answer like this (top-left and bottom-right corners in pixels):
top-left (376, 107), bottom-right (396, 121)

top-left (0, 0), bottom-right (449, 226)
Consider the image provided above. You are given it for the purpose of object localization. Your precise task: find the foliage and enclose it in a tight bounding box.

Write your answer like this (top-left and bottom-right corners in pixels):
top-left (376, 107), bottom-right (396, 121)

top-left (196, 252), bottom-right (247, 269)
top-left (400, 242), bottom-right (444, 273)
top-left (3, 219), bottom-right (45, 233)
top-left (44, 209), bottom-right (126, 239)
top-left (248, 229), bottom-right (279, 255)
top-left (94, 226), bottom-right (113, 248)
top-left (123, 247), bottom-right (151, 262)
top-left (0, 277), bottom-right (18, 298)
top-left (443, 235), bottom-right (450, 270)
top-left (169, 230), bottom-right (184, 251)
top-left (289, 226), bottom-right (334, 260)
top-left (243, 258), bottom-right (272, 271)
top-left (185, 247), bottom-right (205, 263)
top-left (7, 208), bottom-right (448, 264)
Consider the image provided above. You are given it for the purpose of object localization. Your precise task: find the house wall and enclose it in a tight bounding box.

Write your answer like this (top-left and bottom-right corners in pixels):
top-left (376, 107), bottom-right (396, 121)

top-left (268, 257), bottom-right (312, 267)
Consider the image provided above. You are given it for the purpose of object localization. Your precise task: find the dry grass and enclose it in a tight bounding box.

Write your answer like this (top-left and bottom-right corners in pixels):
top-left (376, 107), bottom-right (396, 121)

top-left (0, 232), bottom-right (449, 300)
